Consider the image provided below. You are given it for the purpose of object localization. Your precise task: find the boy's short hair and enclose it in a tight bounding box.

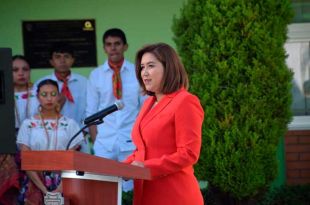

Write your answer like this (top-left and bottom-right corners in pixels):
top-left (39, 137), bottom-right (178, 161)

top-left (102, 28), bottom-right (127, 45)
top-left (49, 42), bottom-right (74, 59)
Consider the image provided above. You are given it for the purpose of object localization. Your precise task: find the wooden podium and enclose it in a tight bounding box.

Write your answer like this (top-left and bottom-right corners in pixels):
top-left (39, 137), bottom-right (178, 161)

top-left (21, 150), bottom-right (151, 205)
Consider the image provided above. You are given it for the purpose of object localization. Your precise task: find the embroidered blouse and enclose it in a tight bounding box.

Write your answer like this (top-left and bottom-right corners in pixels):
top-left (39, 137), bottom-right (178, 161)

top-left (17, 116), bottom-right (83, 150)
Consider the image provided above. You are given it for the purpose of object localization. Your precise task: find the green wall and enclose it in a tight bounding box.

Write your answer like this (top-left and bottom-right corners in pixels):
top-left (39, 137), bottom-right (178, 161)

top-left (0, 0), bottom-right (185, 81)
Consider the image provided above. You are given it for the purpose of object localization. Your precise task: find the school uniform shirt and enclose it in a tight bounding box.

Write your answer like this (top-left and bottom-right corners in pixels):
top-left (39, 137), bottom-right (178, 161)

top-left (86, 60), bottom-right (145, 155)
top-left (35, 73), bottom-right (87, 128)
top-left (124, 88), bottom-right (204, 205)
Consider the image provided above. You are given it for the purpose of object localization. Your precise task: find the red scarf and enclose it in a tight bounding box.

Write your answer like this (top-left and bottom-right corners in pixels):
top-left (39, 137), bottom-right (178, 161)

top-left (108, 58), bottom-right (124, 100)
top-left (55, 71), bottom-right (74, 103)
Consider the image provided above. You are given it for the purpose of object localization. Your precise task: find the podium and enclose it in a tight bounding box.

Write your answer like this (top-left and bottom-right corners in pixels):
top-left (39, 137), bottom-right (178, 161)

top-left (21, 150), bottom-right (151, 205)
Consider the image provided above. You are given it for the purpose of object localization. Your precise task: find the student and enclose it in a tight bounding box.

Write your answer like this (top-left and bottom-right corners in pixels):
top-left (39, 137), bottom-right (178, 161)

top-left (35, 43), bottom-right (89, 153)
top-left (125, 43), bottom-right (204, 205)
top-left (13, 55), bottom-right (38, 131)
top-left (86, 28), bottom-right (145, 191)
top-left (17, 79), bottom-right (84, 204)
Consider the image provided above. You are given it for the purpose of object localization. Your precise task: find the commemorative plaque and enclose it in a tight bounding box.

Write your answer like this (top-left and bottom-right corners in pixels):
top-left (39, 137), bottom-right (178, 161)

top-left (22, 19), bottom-right (97, 68)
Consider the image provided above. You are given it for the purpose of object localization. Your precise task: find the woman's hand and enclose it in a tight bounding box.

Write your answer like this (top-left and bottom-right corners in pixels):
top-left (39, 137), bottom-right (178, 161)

top-left (131, 161), bottom-right (144, 168)
top-left (20, 145), bottom-right (49, 195)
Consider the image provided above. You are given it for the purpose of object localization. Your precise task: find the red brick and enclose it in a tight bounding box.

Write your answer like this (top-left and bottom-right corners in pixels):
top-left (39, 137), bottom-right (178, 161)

top-left (285, 136), bottom-right (298, 144)
top-left (286, 153), bottom-right (299, 161)
top-left (286, 170), bottom-right (300, 178)
top-left (287, 177), bottom-right (310, 185)
top-left (299, 136), bottom-right (310, 144)
top-left (285, 145), bottom-right (310, 152)
top-left (300, 153), bottom-right (310, 160)
top-left (297, 131), bottom-right (310, 136)
top-left (301, 170), bottom-right (310, 177)
top-left (286, 130), bottom-right (310, 136)
top-left (285, 132), bottom-right (294, 137)
top-left (286, 161), bottom-right (310, 169)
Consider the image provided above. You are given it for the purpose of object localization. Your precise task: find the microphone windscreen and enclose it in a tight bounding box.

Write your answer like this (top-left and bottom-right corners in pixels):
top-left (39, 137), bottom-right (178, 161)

top-left (115, 100), bottom-right (124, 110)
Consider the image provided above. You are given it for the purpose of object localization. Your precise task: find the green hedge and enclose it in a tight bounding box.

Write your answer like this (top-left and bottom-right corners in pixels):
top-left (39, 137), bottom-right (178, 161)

top-left (173, 0), bottom-right (294, 200)
top-left (258, 185), bottom-right (310, 205)
top-left (123, 185), bottom-right (310, 205)
top-left (122, 189), bottom-right (208, 205)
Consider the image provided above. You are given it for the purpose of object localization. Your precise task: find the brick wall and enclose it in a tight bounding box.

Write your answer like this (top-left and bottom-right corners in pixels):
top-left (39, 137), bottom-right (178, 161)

top-left (285, 130), bottom-right (310, 185)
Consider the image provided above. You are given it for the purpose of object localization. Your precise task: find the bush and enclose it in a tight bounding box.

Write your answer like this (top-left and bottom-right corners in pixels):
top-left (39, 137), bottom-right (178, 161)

top-left (258, 184), bottom-right (310, 205)
top-left (122, 191), bottom-right (133, 205)
top-left (173, 0), bottom-right (294, 201)
top-left (123, 189), bottom-right (210, 205)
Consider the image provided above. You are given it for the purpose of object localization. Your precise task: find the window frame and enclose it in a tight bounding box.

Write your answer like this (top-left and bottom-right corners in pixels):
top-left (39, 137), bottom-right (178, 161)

top-left (287, 23), bottom-right (310, 130)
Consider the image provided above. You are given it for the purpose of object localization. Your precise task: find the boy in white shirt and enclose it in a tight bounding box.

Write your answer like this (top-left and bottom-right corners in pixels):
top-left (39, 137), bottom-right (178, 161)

top-left (86, 28), bottom-right (145, 191)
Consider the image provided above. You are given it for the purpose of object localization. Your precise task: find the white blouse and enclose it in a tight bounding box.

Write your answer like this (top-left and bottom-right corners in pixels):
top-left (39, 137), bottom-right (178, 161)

top-left (14, 88), bottom-right (39, 128)
top-left (17, 116), bottom-right (84, 150)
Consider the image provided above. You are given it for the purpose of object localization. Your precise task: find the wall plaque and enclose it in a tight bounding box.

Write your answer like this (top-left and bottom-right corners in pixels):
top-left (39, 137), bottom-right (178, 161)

top-left (22, 19), bottom-right (97, 68)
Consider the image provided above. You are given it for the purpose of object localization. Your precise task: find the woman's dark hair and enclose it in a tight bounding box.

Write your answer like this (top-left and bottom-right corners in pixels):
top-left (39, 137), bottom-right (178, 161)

top-left (12, 55), bottom-right (30, 65)
top-left (36, 79), bottom-right (59, 95)
top-left (135, 43), bottom-right (189, 96)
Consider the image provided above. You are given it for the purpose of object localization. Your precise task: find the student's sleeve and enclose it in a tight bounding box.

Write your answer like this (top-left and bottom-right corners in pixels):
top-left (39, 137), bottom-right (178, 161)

top-left (16, 119), bottom-right (31, 148)
top-left (86, 72), bottom-right (99, 117)
top-left (67, 118), bottom-right (84, 149)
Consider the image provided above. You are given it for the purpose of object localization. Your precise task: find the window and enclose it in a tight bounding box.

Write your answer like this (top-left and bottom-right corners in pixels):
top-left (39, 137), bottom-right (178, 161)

top-left (286, 23), bottom-right (310, 130)
top-left (292, 1), bottom-right (310, 23)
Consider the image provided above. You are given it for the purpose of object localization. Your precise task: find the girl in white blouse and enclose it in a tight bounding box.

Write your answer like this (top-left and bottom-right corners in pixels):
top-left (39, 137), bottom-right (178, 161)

top-left (12, 55), bottom-right (38, 130)
top-left (17, 79), bottom-right (83, 204)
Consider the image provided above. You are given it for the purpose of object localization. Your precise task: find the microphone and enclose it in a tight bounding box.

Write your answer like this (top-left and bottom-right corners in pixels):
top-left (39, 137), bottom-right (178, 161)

top-left (66, 101), bottom-right (123, 150)
top-left (84, 101), bottom-right (124, 125)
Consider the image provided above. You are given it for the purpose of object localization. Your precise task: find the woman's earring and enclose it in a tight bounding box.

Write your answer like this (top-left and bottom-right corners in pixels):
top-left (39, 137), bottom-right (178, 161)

top-left (28, 82), bottom-right (33, 88)
top-left (55, 103), bottom-right (61, 113)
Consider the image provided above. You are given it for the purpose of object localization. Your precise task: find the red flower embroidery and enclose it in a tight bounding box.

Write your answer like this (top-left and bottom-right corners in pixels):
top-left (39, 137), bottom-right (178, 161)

top-left (21, 93), bottom-right (29, 99)
top-left (30, 122), bottom-right (36, 128)
top-left (50, 122), bottom-right (57, 129)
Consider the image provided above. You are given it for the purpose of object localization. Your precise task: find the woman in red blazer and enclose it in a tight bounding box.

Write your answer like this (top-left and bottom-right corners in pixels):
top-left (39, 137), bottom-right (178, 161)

top-left (124, 43), bottom-right (204, 205)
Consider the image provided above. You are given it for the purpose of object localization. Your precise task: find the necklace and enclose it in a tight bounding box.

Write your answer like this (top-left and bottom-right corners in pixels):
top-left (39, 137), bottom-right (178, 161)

top-left (39, 111), bottom-right (59, 150)
top-left (14, 85), bottom-right (30, 127)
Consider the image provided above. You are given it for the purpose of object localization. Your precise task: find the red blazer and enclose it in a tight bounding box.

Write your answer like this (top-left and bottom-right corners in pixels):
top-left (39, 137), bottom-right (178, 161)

top-left (125, 88), bottom-right (204, 205)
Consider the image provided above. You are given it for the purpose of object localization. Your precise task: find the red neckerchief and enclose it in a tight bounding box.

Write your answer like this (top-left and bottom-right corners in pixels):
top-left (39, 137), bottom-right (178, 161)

top-left (55, 71), bottom-right (74, 103)
top-left (108, 58), bottom-right (124, 100)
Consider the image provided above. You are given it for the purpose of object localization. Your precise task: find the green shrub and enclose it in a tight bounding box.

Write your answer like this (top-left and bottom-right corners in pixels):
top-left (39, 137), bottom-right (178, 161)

top-left (173, 0), bottom-right (294, 200)
top-left (123, 189), bottom-right (209, 204)
top-left (122, 191), bottom-right (133, 205)
top-left (258, 185), bottom-right (310, 205)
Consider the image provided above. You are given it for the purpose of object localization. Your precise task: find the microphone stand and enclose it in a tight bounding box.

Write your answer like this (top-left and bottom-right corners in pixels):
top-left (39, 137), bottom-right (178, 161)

top-left (65, 119), bottom-right (104, 176)
top-left (66, 119), bottom-right (104, 150)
